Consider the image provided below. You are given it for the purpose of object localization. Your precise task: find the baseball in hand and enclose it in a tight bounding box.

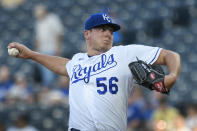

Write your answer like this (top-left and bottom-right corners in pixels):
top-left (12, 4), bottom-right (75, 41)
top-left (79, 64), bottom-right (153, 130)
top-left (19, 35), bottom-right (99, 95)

top-left (8, 48), bottom-right (19, 56)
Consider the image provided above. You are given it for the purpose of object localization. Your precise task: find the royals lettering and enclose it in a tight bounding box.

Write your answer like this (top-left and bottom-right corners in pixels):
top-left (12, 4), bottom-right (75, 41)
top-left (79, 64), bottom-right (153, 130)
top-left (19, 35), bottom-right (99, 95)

top-left (71, 54), bottom-right (117, 83)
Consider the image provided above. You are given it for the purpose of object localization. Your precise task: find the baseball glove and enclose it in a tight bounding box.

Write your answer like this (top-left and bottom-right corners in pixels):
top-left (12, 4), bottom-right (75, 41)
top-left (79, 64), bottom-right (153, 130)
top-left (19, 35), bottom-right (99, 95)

top-left (128, 59), bottom-right (169, 94)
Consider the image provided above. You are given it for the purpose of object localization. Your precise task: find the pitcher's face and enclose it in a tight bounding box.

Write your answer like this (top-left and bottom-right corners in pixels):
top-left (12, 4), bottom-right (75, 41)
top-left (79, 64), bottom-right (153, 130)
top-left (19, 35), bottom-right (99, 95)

top-left (86, 25), bottom-right (114, 53)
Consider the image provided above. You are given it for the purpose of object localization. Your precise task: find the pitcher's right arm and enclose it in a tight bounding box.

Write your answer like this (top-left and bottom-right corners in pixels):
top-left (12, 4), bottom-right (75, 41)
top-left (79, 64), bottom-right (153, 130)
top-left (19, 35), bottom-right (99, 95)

top-left (8, 42), bottom-right (70, 77)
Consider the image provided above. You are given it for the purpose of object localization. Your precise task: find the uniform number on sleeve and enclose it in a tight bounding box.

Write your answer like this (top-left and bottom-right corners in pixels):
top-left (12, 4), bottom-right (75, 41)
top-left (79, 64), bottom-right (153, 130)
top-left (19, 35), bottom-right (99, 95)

top-left (96, 77), bottom-right (118, 95)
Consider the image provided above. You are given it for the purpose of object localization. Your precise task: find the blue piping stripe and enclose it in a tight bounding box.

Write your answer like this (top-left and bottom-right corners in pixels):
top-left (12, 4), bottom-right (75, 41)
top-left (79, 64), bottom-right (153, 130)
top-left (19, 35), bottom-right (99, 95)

top-left (149, 48), bottom-right (160, 64)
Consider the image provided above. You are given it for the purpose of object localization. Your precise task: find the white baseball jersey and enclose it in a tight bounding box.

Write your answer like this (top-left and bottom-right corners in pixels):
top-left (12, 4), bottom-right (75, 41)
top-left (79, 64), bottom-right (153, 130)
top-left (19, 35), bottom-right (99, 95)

top-left (66, 44), bottom-right (162, 131)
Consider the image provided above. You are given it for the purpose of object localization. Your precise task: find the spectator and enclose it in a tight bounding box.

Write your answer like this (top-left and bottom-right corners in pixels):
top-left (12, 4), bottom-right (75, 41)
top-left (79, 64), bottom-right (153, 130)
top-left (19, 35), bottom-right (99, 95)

top-left (38, 72), bottom-right (70, 106)
top-left (38, 76), bottom-right (70, 106)
top-left (0, 66), bottom-right (13, 102)
top-left (6, 73), bottom-right (34, 105)
top-left (1, 0), bottom-right (24, 9)
top-left (7, 113), bottom-right (38, 131)
top-left (172, 114), bottom-right (190, 131)
top-left (34, 4), bottom-right (64, 87)
top-left (185, 104), bottom-right (197, 130)
top-left (127, 87), bottom-right (146, 131)
top-left (38, 87), bottom-right (68, 106)
top-left (153, 97), bottom-right (179, 131)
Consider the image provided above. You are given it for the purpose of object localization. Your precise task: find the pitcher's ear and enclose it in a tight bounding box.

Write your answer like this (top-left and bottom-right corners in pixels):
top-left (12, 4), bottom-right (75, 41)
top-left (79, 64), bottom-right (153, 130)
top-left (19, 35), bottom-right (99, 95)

top-left (84, 30), bottom-right (90, 40)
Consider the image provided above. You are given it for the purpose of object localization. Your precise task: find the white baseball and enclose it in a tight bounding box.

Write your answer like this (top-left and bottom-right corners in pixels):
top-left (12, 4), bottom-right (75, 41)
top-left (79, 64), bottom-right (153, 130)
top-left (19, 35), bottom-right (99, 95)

top-left (8, 48), bottom-right (19, 56)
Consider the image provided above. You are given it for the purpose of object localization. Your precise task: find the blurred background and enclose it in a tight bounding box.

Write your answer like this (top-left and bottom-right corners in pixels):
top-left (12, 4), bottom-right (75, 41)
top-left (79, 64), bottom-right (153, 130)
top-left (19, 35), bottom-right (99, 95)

top-left (0, 0), bottom-right (197, 131)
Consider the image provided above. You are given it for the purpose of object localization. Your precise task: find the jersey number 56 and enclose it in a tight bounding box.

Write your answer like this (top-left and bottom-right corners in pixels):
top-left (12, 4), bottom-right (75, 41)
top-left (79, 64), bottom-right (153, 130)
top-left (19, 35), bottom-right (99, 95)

top-left (96, 77), bottom-right (118, 95)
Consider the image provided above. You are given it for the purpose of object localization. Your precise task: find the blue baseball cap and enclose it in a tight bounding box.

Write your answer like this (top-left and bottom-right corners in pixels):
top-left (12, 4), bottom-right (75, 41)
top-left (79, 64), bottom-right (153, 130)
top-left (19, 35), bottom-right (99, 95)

top-left (85, 13), bottom-right (121, 32)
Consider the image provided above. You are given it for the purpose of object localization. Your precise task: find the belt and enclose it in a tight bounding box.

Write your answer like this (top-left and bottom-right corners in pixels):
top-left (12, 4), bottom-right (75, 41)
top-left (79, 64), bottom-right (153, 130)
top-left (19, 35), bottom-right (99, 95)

top-left (71, 128), bottom-right (80, 131)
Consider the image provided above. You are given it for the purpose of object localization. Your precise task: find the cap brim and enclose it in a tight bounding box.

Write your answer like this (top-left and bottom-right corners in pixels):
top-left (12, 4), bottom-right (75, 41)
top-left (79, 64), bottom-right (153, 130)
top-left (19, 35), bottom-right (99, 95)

top-left (106, 23), bottom-right (121, 32)
top-left (94, 23), bottom-right (121, 32)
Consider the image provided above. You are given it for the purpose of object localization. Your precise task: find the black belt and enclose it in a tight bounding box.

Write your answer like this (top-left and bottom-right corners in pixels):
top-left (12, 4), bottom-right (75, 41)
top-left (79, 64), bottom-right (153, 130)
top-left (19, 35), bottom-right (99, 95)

top-left (71, 128), bottom-right (80, 131)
